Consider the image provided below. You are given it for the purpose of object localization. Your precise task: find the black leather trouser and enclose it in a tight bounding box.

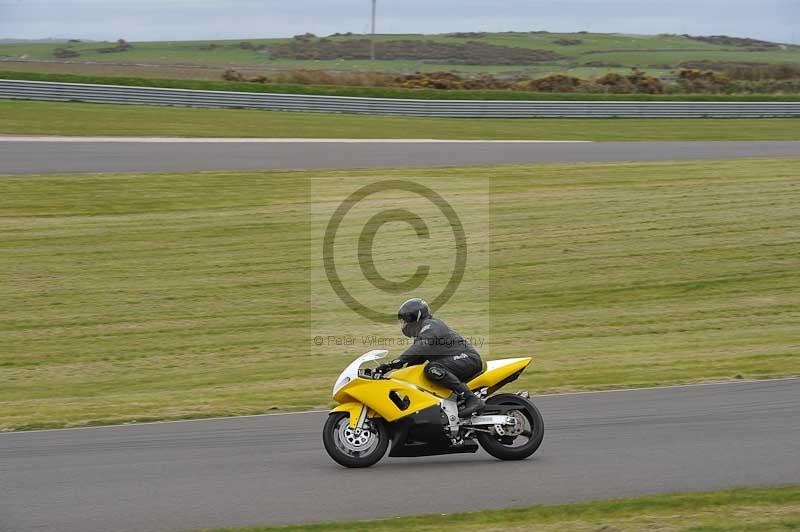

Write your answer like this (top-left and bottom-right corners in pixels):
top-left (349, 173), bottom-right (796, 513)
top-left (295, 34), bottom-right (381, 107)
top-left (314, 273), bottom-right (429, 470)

top-left (424, 353), bottom-right (482, 394)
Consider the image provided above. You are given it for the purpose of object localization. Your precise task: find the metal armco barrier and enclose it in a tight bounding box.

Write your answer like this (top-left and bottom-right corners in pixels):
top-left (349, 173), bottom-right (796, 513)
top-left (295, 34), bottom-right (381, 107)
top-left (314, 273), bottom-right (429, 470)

top-left (2, 79), bottom-right (800, 118)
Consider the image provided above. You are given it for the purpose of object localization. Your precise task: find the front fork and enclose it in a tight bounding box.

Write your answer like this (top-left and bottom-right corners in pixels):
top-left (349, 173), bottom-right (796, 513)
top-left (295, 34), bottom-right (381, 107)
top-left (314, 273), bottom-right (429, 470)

top-left (330, 402), bottom-right (369, 429)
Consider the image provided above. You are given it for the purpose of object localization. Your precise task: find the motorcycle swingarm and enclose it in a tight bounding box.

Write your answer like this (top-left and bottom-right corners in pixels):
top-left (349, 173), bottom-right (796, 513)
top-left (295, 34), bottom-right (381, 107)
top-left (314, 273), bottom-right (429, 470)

top-left (462, 415), bottom-right (518, 427)
top-left (479, 404), bottom-right (518, 415)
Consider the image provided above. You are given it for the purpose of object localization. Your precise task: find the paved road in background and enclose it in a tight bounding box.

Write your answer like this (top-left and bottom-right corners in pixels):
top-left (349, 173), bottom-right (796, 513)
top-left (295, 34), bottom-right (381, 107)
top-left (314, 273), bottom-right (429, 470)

top-left (2, 379), bottom-right (799, 532)
top-left (1, 139), bottom-right (798, 174)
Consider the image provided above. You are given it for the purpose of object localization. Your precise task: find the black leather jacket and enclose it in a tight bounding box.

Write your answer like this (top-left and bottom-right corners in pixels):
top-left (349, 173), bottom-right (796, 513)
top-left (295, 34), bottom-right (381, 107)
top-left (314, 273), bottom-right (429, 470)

top-left (397, 317), bottom-right (481, 365)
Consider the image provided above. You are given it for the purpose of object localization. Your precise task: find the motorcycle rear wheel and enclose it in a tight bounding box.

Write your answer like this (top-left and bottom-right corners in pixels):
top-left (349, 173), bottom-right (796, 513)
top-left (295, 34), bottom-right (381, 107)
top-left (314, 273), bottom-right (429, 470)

top-left (323, 412), bottom-right (389, 468)
top-left (476, 394), bottom-right (544, 460)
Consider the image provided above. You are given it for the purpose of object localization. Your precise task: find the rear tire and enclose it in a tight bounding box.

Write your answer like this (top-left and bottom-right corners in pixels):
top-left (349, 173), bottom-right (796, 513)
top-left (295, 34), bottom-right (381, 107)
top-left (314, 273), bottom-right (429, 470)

top-left (322, 412), bottom-right (389, 468)
top-left (477, 394), bottom-right (544, 461)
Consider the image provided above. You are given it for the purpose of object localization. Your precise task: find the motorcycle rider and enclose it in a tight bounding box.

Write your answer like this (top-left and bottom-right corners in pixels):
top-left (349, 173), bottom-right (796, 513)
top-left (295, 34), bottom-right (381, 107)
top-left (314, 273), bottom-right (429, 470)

top-left (376, 298), bottom-right (485, 417)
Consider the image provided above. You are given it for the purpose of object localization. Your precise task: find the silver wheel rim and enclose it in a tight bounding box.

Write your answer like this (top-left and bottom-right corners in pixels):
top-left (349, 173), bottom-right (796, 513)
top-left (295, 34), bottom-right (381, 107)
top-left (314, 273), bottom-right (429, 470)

top-left (495, 409), bottom-right (533, 448)
top-left (333, 417), bottom-right (380, 458)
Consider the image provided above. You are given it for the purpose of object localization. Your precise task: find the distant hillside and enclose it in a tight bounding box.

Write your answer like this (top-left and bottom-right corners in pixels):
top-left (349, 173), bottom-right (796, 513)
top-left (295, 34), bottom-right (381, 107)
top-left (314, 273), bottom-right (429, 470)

top-left (0, 31), bottom-right (798, 82)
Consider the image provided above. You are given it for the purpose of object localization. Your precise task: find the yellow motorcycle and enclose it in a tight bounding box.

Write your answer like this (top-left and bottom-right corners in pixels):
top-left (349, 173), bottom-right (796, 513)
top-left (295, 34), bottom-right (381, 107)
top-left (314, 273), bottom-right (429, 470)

top-left (323, 349), bottom-right (544, 468)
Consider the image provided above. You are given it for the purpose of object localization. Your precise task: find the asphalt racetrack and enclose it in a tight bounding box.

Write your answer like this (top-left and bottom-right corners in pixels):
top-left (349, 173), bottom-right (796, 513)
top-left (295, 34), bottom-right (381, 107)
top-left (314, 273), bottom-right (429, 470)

top-left (2, 379), bottom-right (799, 532)
top-left (1, 138), bottom-right (799, 174)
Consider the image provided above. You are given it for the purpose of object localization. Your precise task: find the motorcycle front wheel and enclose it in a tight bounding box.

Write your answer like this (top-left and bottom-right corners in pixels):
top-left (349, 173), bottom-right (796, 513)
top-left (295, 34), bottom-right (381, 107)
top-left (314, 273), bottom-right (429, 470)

top-left (476, 393), bottom-right (544, 460)
top-left (322, 412), bottom-right (389, 468)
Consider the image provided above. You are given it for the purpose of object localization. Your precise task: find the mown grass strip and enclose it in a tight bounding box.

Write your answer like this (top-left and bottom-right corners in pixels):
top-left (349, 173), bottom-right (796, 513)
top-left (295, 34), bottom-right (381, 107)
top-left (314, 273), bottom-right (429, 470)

top-left (2, 99), bottom-right (800, 140)
top-left (1, 159), bottom-right (799, 430)
top-left (204, 485), bottom-right (800, 532)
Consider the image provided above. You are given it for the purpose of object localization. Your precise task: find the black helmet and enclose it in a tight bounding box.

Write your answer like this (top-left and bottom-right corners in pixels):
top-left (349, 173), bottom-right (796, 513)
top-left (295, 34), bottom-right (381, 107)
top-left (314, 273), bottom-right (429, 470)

top-left (397, 298), bottom-right (431, 337)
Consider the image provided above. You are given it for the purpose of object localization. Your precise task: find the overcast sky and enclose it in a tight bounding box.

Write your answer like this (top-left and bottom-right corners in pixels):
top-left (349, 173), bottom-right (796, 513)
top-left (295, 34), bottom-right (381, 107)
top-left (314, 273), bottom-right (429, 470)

top-left (1, 0), bottom-right (798, 44)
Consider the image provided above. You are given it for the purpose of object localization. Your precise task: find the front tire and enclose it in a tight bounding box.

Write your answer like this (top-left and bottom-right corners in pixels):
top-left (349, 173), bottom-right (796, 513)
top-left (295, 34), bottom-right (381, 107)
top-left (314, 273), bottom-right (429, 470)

top-left (477, 394), bottom-right (544, 461)
top-left (322, 412), bottom-right (389, 468)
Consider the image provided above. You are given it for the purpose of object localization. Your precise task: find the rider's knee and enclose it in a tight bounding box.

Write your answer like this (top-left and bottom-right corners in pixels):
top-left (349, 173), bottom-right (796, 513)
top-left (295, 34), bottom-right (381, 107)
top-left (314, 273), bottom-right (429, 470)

top-left (424, 363), bottom-right (447, 382)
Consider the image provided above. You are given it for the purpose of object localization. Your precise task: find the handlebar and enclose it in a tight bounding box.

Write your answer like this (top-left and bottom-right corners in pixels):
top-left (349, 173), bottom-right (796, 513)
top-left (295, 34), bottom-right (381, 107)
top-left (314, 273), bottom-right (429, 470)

top-left (361, 368), bottom-right (387, 380)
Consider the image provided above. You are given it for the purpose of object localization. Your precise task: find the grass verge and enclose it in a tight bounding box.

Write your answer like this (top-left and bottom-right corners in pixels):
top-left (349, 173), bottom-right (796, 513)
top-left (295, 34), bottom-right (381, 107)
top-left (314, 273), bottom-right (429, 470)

top-left (2, 99), bottom-right (800, 140)
top-left (204, 485), bottom-right (800, 532)
top-left (4, 71), bottom-right (800, 101)
top-left (1, 158), bottom-right (799, 430)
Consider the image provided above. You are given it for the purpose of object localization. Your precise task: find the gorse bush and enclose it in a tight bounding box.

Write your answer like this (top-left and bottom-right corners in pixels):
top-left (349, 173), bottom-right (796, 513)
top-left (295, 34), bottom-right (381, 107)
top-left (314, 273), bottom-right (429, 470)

top-left (270, 39), bottom-right (563, 65)
top-left (5, 70), bottom-right (800, 101)
top-left (553, 38), bottom-right (583, 46)
top-left (724, 63), bottom-right (800, 81)
top-left (678, 69), bottom-right (731, 92)
top-left (523, 74), bottom-right (587, 93)
top-left (685, 34), bottom-right (781, 49)
top-left (96, 39), bottom-right (133, 54)
top-left (595, 70), bottom-right (664, 94)
top-left (53, 48), bottom-right (80, 59)
top-left (215, 66), bottom-right (800, 95)
top-left (221, 69), bottom-right (668, 94)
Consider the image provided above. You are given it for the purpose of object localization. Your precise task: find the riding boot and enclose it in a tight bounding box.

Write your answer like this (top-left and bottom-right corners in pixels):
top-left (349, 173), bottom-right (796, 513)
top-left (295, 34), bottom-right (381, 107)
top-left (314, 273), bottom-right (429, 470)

top-left (456, 386), bottom-right (485, 418)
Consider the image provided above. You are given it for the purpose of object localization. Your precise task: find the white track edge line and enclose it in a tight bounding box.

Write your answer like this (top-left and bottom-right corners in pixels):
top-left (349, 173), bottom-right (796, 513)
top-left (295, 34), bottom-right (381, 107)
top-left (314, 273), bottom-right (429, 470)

top-left (534, 375), bottom-right (800, 397)
top-left (0, 136), bottom-right (592, 144)
top-left (2, 376), bottom-right (797, 436)
top-left (0, 410), bottom-right (331, 435)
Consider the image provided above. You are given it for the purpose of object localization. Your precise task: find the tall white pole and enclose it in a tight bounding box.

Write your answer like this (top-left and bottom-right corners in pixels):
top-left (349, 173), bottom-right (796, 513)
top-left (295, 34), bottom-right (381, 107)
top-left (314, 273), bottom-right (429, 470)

top-left (370, 0), bottom-right (377, 61)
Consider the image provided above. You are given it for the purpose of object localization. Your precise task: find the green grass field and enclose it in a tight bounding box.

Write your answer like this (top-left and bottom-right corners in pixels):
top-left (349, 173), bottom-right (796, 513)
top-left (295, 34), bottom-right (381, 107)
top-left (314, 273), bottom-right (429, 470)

top-left (0, 61), bottom-right (242, 81)
top-left (3, 100), bottom-right (800, 140)
top-left (2, 158), bottom-right (799, 431)
top-left (204, 485), bottom-right (800, 532)
top-left (2, 31), bottom-right (799, 77)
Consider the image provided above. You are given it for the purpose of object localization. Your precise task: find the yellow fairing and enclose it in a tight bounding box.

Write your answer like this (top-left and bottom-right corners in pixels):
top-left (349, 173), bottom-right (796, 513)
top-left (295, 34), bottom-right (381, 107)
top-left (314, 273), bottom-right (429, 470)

top-left (468, 357), bottom-right (532, 392)
top-left (391, 364), bottom-right (453, 398)
top-left (330, 357), bottom-right (532, 426)
top-left (331, 402), bottom-right (366, 428)
top-left (389, 358), bottom-right (531, 394)
top-left (333, 377), bottom-right (440, 423)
